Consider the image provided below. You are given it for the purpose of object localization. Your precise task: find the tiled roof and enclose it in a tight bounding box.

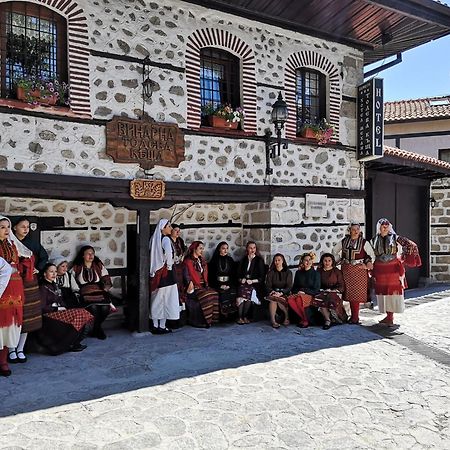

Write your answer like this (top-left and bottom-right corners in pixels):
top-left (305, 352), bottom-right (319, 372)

top-left (384, 145), bottom-right (450, 170)
top-left (384, 96), bottom-right (450, 122)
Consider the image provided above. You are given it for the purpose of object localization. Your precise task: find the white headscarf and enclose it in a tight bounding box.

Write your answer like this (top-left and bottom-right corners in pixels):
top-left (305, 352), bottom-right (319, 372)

top-left (0, 215), bottom-right (33, 258)
top-left (52, 255), bottom-right (69, 268)
top-left (373, 218), bottom-right (397, 247)
top-left (149, 219), bottom-right (170, 277)
top-left (0, 256), bottom-right (12, 298)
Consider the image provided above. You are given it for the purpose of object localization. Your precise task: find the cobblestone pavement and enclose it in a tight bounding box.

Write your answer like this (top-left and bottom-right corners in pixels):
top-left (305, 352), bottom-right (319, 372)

top-left (1, 290), bottom-right (449, 449)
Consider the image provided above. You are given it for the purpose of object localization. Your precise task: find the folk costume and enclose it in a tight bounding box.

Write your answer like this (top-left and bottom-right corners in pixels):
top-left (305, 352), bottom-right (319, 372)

top-left (149, 219), bottom-right (180, 332)
top-left (0, 216), bottom-right (31, 373)
top-left (371, 218), bottom-right (421, 325)
top-left (266, 263), bottom-right (293, 328)
top-left (313, 266), bottom-right (347, 324)
top-left (37, 278), bottom-right (93, 354)
top-left (208, 242), bottom-right (238, 317)
top-left (170, 227), bottom-right (187, 308)
top-left (184, 245), bottom-right (219, 328)
top-left (54, 257), bottom-right (81, 308)
top-left (236, 253), bottom-right (266, 323)
top-left (72, 247), bottom-right (112, 339)
top-left (288, 266), bottom-right (320, 327)
top-left (333, 224), bottom-right (375, 324)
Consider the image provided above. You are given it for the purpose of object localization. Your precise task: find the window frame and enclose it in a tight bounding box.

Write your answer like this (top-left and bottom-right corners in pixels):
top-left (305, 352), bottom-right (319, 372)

top-left (438, 148), bottom-right (450, 163)
top-left (295, 67), bottom-right (326, 134)
top-left (0, 1), bottom-right (68, 99)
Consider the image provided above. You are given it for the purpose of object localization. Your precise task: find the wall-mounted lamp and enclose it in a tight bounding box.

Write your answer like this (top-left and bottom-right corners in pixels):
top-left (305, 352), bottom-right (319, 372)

top-left (141, 56), bottom-right (157, 115)
top-left (265, 92), bottom-right (289, 176)
top-left (430, 196), bottom-right (437, 209)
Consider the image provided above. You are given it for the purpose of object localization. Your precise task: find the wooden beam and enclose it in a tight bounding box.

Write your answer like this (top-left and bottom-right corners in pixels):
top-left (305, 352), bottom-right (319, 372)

top-left (137, 208), bottom-right (151, 333)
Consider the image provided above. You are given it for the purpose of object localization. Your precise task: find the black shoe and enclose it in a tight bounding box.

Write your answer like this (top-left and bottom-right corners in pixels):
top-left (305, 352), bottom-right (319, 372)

top-left (151, 326), bottom-right (164, 335)
top-left (95, 328), bottom-right (107, 340)
top-left (7, 350), bottom-right (19, 364)
top-left (322, 321), bottom-right (331, 330)
top-left (16, 351), bottom-right (27, 363)
top-left (70, 343), bottom-right (87, 352)
top-left (159, 327), bottom-right (172, 334)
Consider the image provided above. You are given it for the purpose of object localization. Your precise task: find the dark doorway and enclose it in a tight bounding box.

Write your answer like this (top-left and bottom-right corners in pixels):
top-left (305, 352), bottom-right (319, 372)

top-left (366, 171), bottom-right (429, 288)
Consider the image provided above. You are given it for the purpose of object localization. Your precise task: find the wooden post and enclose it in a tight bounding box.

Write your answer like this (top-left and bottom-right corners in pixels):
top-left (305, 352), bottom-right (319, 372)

top-left (137, 207), bottom-right (151, 332)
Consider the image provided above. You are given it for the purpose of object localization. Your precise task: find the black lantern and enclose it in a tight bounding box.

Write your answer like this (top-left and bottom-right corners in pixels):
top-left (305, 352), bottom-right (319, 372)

top-left (430, 196), bottom-right (437, 209)
top-left (265, 92), bottom-right (289, 176)
top-left (141, 56), bottom-right (156, 115)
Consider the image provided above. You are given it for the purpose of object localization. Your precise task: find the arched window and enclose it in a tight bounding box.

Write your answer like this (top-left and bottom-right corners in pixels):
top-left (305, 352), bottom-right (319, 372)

top-left (0, 1), bottom-right (68, 100)
top-left (295, 68), bottom-right (326, 132)
top-left (200, 47), bottom-right (240, 124)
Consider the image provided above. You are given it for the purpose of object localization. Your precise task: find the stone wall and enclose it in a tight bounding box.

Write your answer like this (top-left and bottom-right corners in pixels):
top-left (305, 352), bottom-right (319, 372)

top-left (430, 177), bottom-right (450, 282)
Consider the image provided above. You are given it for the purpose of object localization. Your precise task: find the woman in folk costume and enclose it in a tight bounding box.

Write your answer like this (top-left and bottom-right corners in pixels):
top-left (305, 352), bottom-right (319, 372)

top-left (333, 222), bottom-right (375, 324)
top-left (0, 216), bottom-right (32, 376)
top-left (371, 218), bottom-right (421, 327)
top-left (149, 219), bottom-right (180, 334)
top-left (8, 217), bottom-right (45, 363)
top-left (183, 241), bottom-right (220, 328)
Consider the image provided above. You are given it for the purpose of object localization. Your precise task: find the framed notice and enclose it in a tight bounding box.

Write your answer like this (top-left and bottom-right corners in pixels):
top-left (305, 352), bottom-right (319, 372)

top-left (357, 78), bottom-right (384, 161)
top-left (305, 194), bottom-right (327, 218)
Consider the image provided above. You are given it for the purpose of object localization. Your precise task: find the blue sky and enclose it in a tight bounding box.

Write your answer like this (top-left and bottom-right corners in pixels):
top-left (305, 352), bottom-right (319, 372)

top-left (371, 1), bottom-right (450, 102)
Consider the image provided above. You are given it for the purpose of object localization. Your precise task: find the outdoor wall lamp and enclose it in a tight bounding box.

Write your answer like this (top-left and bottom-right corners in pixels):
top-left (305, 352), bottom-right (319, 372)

top-left (265, 92), bottom-right (289, 176)
top-left (430, 196), bottom-right (437, 209)
top-left (141, 56), bottom-right (157, 114)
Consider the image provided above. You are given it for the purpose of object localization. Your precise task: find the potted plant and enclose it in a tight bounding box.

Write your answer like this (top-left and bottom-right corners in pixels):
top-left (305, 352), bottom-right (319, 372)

top-left (16, 78), bottom-right (69, 106)
top-left (201, 103), bottom-right (245, 129)
top-left (300, 119), bottom-right (334, 145)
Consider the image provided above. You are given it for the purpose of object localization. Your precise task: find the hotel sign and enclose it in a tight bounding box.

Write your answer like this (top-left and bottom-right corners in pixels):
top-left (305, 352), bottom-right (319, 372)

top-left (357, 78), bottom-right (384, 161)
top-left (106, 116), bottom-right (185, 170)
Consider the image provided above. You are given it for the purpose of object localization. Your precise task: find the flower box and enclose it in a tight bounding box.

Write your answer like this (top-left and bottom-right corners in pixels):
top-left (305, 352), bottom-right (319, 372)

top-left (16, 85), bottom-right (57, 106)
top-left (301, 127), bottom-right (317, 139)
top-left (207, 115), bottom-right (239, 129)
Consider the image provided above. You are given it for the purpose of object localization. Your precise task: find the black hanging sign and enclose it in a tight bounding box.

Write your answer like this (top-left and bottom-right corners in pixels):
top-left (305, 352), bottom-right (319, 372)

top-left (357, 78), bottom-right (384, 161)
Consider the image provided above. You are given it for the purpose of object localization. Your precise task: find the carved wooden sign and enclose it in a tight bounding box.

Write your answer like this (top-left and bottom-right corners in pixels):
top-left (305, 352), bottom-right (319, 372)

top-left (130, 179), bottom-right (166, 200)
top-left (106, 116), bottom-right (185, 170)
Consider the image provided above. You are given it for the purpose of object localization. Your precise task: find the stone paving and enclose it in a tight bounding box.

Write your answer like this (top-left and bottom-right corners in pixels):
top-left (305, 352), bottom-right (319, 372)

top-left (1, 290), bottom-right (449, 449)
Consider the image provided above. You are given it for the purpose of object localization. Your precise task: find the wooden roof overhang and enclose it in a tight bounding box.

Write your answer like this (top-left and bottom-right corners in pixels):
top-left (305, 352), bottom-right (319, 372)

top-left (183, 0), bottom-right (450, 65)
top-left (366, 154), bottom-right (450, 179)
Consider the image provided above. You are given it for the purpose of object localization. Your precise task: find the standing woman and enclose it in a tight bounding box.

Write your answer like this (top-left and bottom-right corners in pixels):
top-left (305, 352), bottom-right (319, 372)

top-left (287, 252), bottom-right (320, 328)
top-left (0, 216), bottom-right (30, 376)
top-left (371, 218), bottom-right (420, 326)
top-left (184, 241), bottom-right (220, 328)
top-left (72, 246), bottom-right (111, 340)
top-left (208, 241), bottom-right (238, 317)
top-left (169, 224), bottom-right (187, 312)
top-left (266, 253), bottom-right (293, 328)
top-left (313, 253), bottom-right (347, 330)
top-left (149, 219), bottom-right (180, 334)
top-left (8, 217), bottom-right (46, 363)
top-left (236, 241), bottom-right (266, 324)
top-left (333, 222), bottom-right (375, 324)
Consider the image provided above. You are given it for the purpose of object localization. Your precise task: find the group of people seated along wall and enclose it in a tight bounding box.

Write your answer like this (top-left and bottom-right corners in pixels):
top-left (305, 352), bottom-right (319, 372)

top-left (0, 216), bottom-right (116, 377)
top-left (148, 218), bottom-right (421, 335)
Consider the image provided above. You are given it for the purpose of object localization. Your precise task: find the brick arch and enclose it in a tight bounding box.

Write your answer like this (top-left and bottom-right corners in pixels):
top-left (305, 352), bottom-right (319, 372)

top-left (285, 51), bottom-right (341, 140)
top-left (0, 0), bottom-right (91, 116)
top-left (186, 28), bottom-right (257, 132)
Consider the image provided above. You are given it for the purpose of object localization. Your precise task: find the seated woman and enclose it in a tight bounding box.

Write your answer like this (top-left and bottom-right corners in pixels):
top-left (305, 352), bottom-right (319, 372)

top-left (288, 252), bottom-right (320, 328)
top-left (236, 241), bottom-right (266, 324)
top-left (37, 263), bottom-right (93, 354)
top-left (266, 253), bottom-right (292, 329)
top-left (183, 241), bottom-right (220, 328)
top-left (208, 241), bottom-right (238, 317)
top-left (71, 246), bottom-right (111, 340)
top-left (312, 253), bottom-right (347, 330)
top-left (54, 257), bottom-right (81, 308)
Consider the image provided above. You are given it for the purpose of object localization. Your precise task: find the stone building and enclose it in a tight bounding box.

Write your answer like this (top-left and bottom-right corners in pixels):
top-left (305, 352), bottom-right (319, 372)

top-left (383, 96), bottom-right (450, 282)
top-left (1, 0), bottom-right (450, 330)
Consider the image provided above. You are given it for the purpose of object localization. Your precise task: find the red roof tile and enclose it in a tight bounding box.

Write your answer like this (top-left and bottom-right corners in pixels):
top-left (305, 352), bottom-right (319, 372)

top-left (384, 145), bottom-right (450, 170)
top-left (384, 95), bottom-right (450, 122)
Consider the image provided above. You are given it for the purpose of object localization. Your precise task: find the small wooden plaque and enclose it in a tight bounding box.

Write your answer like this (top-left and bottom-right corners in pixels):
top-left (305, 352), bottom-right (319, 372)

top-left (130, 179), bottom-right (166, 200)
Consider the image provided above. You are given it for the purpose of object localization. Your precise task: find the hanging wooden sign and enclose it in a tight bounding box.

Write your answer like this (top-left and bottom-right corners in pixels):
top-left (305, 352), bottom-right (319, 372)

top-left (130, 179), bottom-right (166, 200)
top-left (106, 116), bottom-right (185, 170)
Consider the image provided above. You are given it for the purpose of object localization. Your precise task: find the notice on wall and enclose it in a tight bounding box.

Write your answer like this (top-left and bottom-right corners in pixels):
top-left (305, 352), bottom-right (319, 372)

top-left (357, 78), bottom-right (384, 161)
top-left (106, 116), bottom-right (185, 170)
top-left (305, 194), bottom-right (328, 218)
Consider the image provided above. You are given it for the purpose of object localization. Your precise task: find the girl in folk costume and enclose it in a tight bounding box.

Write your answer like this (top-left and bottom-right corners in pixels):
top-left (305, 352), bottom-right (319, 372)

top-left (149, 219), bottom-right (180, 334)
top-left (8, 217), bottom-right (45, 363)
top-left (236, 241), bottom-right (266, 325)
top-left (72, 246), bottom-right (112, 340)
top-left (183, 241), bottom-right (220, 328)
top-left (169, 223), bottom-right (187, 311)
top-left (313, 253), bottom-right (347, 330)
top-left (371, 218), bottom-right (421, 326)
top-left (288, 252), bottom-right (320, 328)
top-left (266, 253), bottom-right (293, 329)
top-left (0, 216), bottom-right (32, 376)
top-left (333, 222), bottom-right (375, 324)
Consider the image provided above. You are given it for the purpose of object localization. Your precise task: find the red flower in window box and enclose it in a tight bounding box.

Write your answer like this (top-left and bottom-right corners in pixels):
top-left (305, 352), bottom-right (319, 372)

top-left (300, 119), bottom-right (334, 145)
top-left (202, 103), bottom-right (244, 129)
top-left (16, 78), bottom-right (69, 107)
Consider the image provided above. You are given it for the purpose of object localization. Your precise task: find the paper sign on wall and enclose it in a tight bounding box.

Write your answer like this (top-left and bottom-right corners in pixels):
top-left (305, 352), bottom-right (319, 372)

top-left (305, 194), bottom-right (327, 218)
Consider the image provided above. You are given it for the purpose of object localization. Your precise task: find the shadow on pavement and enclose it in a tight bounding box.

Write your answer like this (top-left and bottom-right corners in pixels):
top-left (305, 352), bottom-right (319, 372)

top-left (0, 321), bottom-right (382, 417)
